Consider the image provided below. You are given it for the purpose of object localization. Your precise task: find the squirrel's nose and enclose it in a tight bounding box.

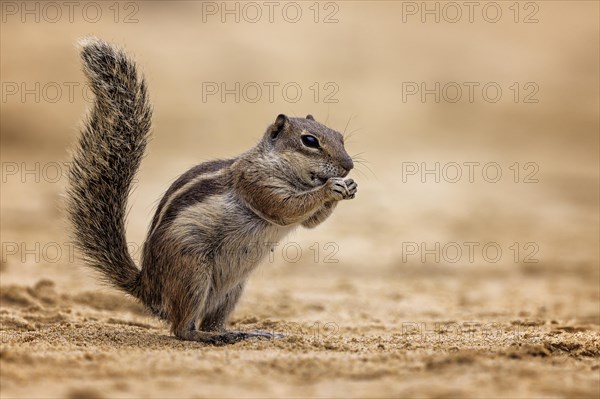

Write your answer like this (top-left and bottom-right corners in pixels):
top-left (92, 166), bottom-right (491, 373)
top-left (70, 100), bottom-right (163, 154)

top-left (340, 156), bottom-right (354, 174)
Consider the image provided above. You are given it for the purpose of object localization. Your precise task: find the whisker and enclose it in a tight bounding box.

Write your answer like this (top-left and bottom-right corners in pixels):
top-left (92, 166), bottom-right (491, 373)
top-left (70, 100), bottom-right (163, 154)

top-left (343, 113), bottom-right (355, 135)
top-left (352, 155), bottom-right (371, 163)
top-left (359, 164), bottom-right (376, 178)
top-left (352, 167), bottom-right (368, 179)
top-left (353, 164), bottom-right (374, 180)
top-left (345, 128), bottom-right (362, 143)
top-left (353, 160), bottom-right (376, 177)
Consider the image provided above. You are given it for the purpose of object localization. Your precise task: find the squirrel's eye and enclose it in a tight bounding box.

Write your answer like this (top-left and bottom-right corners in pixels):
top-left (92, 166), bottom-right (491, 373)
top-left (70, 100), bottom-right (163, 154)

top-left (301, 135), bottom-right (320, 149)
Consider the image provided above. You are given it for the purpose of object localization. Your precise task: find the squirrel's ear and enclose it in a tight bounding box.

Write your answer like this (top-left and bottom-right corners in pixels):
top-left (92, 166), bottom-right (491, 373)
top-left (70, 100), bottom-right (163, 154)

top-left (271, 114), bottom-right (289, 140)
top-left (306, 114), bottom-right (315, 121)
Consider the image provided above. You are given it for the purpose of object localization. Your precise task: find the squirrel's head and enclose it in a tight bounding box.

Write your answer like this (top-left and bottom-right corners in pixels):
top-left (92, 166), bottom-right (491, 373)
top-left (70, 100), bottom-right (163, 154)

top-left (262, 114), bottom-right (354, 187)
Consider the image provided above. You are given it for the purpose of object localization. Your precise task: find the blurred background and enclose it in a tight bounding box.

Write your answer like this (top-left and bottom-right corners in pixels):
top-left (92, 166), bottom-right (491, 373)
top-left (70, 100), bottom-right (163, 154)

top-left (1, 1), bottom-right (599, 398)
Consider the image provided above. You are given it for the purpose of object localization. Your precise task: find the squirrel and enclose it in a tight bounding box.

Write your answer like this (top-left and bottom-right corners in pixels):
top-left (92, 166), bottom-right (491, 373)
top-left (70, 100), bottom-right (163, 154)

top-left (66, 38), bottom-right (357, 345)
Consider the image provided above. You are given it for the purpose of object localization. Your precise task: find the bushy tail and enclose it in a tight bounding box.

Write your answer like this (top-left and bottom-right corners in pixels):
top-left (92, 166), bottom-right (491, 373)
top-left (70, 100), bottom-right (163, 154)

top-left (66, 38), bottom-right (152, 296)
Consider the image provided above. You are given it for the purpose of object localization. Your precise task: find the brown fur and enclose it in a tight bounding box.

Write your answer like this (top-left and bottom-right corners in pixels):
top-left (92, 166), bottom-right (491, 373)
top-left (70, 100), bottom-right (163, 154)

top-left (67, 38), bottom-right (357, 345)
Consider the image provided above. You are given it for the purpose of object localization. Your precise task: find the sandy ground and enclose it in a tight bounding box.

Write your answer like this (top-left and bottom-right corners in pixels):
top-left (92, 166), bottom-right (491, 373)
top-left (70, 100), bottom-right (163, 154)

top-left (1, 2), bottom-right (599, 398)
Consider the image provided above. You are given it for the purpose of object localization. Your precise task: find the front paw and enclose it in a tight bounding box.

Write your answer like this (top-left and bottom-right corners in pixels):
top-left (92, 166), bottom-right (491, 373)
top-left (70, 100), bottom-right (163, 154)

top-left (326, 178), bottom-right (358, 201)
top-left (345, 178), bottom-right (357, 199)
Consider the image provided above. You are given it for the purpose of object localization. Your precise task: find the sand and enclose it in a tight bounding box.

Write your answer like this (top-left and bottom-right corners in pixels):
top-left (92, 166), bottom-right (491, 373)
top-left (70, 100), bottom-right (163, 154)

top-left (1, 261), bottom-right (599, 398)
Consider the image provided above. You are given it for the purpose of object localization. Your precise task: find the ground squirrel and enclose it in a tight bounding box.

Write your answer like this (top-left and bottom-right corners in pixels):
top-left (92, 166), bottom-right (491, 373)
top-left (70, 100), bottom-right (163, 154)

top-left (66, 38), bottom-right (357, 345)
